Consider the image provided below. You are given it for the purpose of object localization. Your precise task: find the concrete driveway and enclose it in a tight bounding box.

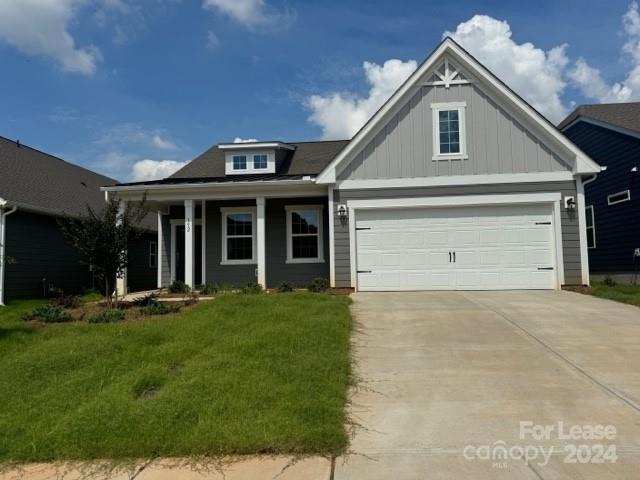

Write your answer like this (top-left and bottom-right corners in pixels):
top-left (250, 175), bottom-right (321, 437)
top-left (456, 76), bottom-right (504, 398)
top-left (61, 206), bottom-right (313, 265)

top-left (335, 291), bottom-right (640, 479)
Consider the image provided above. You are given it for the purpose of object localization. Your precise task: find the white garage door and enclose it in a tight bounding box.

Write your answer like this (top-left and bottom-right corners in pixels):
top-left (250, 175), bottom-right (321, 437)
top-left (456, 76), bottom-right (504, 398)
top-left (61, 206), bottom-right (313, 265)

top-left (355, 204), bottom-right (557, 291)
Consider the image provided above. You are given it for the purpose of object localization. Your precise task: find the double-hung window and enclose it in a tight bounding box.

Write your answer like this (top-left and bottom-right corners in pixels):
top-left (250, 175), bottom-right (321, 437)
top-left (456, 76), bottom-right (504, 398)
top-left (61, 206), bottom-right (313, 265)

top-left (431, 102), bottom-right (467, 160)
top-left (221, 208), bottom-right (256, 264)
top-left (285, 205), bottom-right (324, 263)
top-left (232, 155), bottom-right (247, 171)
top-left (585, 206), bottom-right (596, 249)
top-left (149, 241), bottom-right (158, 268)
top-left (253, 154), bottom-right (268, 169)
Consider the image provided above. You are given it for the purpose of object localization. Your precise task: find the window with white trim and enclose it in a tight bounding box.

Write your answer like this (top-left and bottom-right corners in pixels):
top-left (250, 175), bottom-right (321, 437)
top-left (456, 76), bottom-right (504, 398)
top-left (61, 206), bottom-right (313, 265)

top-left (253, 154), bottom-right (267, 169)
top-left (585, 206), bottom-right (596, 249)
top-left (221, 208), bottom-right (256, 264)
top-left (149, 241), bottom-right (157, 268)
top-left (232, 155), bottom-right (247, 171)
top-left (431, 102), bottom-right (467, 160)
top-left (607, 190), bottom-right (631, 205)
top-left (285, 205), bottom-right (324, 263)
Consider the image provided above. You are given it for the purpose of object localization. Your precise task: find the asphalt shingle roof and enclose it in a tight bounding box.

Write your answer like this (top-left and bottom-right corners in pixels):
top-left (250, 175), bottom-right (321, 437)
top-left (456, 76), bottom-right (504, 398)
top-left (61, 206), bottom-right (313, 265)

top-left (0, 135), bottom-right (117, 217)
top-left (168, 140), bottom-right (349, 180)
top-left (558, 102), bottom-right (640, 134)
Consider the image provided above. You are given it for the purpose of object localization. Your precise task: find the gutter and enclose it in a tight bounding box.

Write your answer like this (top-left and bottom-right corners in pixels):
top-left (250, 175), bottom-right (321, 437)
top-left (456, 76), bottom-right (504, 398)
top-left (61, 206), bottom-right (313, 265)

top-left (0, 199), bottom-right (18, 306)
top-left (101, 177), bottom-right (317, 193)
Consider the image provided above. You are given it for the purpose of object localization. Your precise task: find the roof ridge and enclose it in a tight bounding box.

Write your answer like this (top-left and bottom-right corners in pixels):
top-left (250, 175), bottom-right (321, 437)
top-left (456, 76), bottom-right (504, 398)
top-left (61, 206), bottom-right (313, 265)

top-left (0, 134), bottom-right (117, 184)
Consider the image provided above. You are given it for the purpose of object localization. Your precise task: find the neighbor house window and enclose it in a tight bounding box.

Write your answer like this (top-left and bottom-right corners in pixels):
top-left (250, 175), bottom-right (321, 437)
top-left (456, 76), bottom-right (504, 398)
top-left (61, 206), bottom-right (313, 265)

top-left (585, 206), bottom-right (596, 249)
top-left (232, 155), bottom-right (247, 171)
top-left (149, 241), bottom-right (157, 268)
top-left (253, 154), bottom-right (268, 169)
top-left (431, 102), bottom-right (467, 160)
top-left (285, 205), bottom-right (324, 263)
top-left (607, 190), bottom-right (631, 206)
top-left (221, 207), bottom-right (256, 264)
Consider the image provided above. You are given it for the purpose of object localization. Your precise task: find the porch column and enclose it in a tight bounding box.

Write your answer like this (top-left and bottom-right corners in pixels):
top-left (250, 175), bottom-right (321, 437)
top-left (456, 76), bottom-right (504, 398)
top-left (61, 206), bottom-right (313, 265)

top-left (184, 199), bottom-right (195, 289)
top-left (256, 197), bottom-right (266, 287)
top-left (157, 210), bottom-right (163, 288)
top-left (201, 200), bottom-right (206, 285)
top-left (115, 200), bottom-right (127, 296)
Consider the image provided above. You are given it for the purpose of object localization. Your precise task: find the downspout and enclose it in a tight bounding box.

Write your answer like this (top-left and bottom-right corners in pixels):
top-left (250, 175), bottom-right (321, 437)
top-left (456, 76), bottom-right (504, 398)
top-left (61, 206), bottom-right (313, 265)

top-left (0, 201), bottom-right (18, 306)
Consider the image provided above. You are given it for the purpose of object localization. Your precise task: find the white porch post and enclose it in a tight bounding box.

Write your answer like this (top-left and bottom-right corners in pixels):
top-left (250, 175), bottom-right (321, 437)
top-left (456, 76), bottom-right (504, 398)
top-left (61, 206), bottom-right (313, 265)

top-left (328, 187), bottom-right (336, 288)
top-left (256, 197), bottom-right (266, 287)
top-left (201, 200), bottom-right (206, 285)
top-left (157, 210), bottom-right (163, 288)
top-left (184, 199), bottom-right (195, 289)
top-left (115, 200), bottom-right (127, 296)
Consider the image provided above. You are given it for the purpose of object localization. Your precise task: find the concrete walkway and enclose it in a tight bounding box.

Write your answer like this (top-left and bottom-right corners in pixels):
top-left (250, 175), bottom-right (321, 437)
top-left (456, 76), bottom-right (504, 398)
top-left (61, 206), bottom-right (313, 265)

top-left (335, 291), bottom-right (640, 479)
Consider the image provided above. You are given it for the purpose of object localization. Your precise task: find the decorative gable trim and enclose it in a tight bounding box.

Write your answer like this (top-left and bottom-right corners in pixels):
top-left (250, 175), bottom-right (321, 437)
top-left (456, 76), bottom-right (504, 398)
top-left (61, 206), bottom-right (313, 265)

top-left (423, 57), bottom-right (473, 88)
top-left (316, 37), bottom-right (600, 184)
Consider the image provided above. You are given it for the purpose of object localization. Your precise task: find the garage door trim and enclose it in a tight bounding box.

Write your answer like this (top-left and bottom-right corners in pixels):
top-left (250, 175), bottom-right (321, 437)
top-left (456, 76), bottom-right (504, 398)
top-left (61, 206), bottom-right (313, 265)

top-left (347, 193), bottom-right (564, 291)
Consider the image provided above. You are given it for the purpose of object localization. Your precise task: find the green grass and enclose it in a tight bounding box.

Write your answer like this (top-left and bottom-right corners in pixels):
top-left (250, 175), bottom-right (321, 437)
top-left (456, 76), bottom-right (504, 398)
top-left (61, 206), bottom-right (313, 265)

top-left (0, 293), bottom-right (352, 462)
top-left (591, 281), bottom-right (640, 307)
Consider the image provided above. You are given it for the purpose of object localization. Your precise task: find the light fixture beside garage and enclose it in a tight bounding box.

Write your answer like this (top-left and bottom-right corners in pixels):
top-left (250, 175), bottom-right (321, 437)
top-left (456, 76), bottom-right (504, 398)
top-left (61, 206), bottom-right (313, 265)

top-left (564, 196), bottom-right (576, 210)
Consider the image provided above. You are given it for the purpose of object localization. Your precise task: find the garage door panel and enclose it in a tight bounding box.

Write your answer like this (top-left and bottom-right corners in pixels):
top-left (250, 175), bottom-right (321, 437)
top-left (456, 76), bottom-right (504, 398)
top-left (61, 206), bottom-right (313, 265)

top-left (355, 204), bottom-right (556, 291)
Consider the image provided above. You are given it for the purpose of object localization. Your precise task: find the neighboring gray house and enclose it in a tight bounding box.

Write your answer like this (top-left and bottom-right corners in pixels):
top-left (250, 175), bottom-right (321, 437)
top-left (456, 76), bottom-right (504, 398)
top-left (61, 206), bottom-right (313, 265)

top-left (0, 136), bottom-right (157, 304)
top-left (559, 102), bottom-right (640, 282)
top-left (103, 38), bottom-right (600, 293)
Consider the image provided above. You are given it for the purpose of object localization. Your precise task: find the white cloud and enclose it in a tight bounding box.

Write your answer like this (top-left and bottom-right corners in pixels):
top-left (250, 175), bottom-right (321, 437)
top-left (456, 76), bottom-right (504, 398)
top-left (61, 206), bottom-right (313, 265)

top-left (202, 0), bottom-right (293, 29)
top-left (130, 159), bottom-right (188, 182)
top-left (569, 2), bottom-right (640, 104)
top-left (233, 137), bottom-right (258, 143)
top-left (446, 15), bottom-right (570, 122)
top-left (206, 30), bottom-right (220, 49)
top-left (0, 0), bottom-right (101, 75)
top-left (151, 134), bottom-right (177, 150)
top-left (306, 59), bottom-right (417, 139)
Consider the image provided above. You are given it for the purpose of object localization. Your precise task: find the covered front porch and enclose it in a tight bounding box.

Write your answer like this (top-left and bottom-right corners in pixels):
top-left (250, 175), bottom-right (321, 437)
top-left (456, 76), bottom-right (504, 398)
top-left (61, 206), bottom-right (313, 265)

top-left (107, 179), bottom-right (332, 293)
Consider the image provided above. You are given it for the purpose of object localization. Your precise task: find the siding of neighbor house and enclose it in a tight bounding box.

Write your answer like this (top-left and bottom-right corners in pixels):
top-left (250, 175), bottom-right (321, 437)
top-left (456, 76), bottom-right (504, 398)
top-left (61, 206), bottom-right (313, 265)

top-left (158, 197), bottom-right (329, 289)
top-left (562, 121), bottom-right (640, 273)
top-left (4, 211), bottom-right (93, 298)
top-left (337, 82), bottom-right (573, 181)
top-left (333, 181), bottom-right (582, 288)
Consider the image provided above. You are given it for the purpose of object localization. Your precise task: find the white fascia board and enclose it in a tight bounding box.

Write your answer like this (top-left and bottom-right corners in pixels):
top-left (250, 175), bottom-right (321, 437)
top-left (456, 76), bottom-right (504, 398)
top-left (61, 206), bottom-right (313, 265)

top-left (337, 172), bottom-right (573, 190)
top-left (101, 178), bottom-right (315, 193)
top-left (218, 142), bottom-right (295, 150)
top-left (346, 192), bottom-right (561, 210)
top-left (317, 38), bottom-right (600, 182)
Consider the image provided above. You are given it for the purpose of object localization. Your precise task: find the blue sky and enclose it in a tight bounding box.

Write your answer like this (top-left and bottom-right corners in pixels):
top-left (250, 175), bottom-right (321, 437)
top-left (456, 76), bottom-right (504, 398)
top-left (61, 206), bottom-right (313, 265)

top-left (0, 0), bottom-right (638, 181)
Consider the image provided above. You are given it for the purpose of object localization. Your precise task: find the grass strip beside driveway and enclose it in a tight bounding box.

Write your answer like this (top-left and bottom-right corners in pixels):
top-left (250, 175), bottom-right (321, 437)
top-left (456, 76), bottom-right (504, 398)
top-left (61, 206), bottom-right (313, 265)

top-left (0, 293), bottom-right (352, 462)
top-left (591, 281), bottom-right (640, 307)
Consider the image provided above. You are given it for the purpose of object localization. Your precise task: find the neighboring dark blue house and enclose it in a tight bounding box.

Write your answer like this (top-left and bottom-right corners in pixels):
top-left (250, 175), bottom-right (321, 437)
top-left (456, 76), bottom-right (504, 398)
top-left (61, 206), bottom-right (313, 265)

top-left (0, 136), bottom-right (157, 304)
top-left (560, 103), bottom-right (640, 281)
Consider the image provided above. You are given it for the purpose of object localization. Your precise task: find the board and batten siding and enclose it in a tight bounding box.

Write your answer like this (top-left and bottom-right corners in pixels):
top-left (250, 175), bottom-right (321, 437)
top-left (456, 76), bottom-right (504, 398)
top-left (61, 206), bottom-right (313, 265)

top-left (337, 83), bottom-right (572, 181)
top-left (333, 181), bottom-right (582, 288)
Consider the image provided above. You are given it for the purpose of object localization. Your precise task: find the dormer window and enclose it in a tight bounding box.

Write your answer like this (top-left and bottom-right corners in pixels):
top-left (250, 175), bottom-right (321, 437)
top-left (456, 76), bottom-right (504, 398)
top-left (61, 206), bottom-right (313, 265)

top-left (233, 155), bottom-right (247, 171)
top-left (253, 154), bottom-right (268, 170)
top-left (220, 141), bottom-right (295, 175)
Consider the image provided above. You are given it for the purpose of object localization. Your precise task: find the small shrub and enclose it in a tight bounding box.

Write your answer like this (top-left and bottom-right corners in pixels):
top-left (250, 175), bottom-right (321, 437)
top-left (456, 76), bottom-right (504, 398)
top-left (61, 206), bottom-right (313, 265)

top-left (307, 277), bottom-right (329, 293)
top-left (241, 282), bottom-right (263, 294)
top-left (23, 304), bottom-right (72, 323)
top-left (199, 283), bottom-right (217, 295)
top-left (168, 280), bottom-right (190, 294)
top-left (277, 281), bottom-right (294, 293)
top-left (142, 301), bottom-right (181, 316)
top-left (51, 294), bottom-right (81, 309)
top-left (87, 308), bottom-right (125, 324)
top-left (604, 275), bottom-right (617, 287)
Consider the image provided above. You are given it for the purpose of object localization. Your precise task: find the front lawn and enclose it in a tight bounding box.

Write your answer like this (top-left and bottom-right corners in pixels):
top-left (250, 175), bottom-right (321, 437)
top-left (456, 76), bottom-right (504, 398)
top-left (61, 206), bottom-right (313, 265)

top-left (591, 281), bottom-right (640, 307)
top-left (0, 293), bottom-right (352, 462)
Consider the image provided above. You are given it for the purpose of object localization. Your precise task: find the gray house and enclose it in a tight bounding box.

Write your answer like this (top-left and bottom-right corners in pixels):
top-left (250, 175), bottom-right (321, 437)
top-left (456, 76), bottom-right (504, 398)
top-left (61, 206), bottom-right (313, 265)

top-left (103, 38), bottom-right (600, 293)
top-left (0, 136), bottom-right (157, 304)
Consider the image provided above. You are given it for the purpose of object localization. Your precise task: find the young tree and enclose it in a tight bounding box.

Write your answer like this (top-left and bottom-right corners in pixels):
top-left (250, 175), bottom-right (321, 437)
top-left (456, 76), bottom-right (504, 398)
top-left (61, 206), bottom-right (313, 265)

top-left (59, 196), bottom-right (148, 306)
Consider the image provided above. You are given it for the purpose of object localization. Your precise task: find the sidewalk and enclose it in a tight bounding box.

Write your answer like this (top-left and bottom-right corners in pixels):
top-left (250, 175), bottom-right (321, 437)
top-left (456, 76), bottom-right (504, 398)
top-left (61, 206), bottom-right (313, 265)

top-left (0, 456), bottom-right (333, 480)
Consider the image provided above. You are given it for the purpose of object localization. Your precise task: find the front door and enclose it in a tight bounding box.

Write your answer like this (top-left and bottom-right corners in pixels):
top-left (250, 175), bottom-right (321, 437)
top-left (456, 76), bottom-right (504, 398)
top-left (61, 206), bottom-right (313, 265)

top-left (174, 225), bottom-right (203, 285)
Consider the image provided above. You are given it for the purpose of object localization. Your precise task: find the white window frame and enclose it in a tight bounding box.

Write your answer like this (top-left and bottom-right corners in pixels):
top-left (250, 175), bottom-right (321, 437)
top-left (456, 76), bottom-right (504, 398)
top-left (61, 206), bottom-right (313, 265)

top-left (607, 189), bottom-right (631, 206)
top-left (285, 205), bottom-right (325, 264)
top-left (585, 205), bottom-right (596, 249)
top-left (225, 151), bottom-right (276, 175)
top-left (431, 101), bottom-right (468, 161)
top-left (231, 154), bottom-right (247, 171)
top-left (149, 240), bottom-right (157, 268)
top-left (221, 207), bottom-right (257, 265)
top-left (253, 154), bottom-right (268, 170)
